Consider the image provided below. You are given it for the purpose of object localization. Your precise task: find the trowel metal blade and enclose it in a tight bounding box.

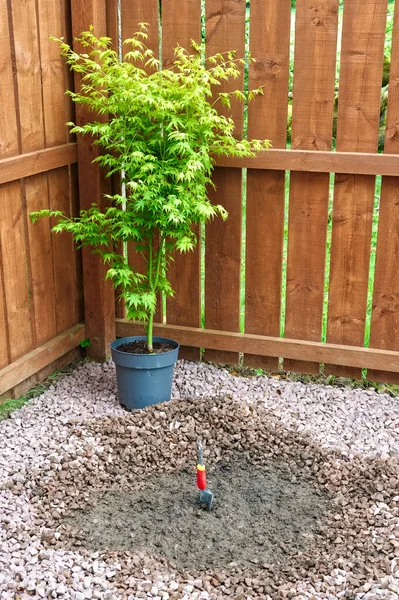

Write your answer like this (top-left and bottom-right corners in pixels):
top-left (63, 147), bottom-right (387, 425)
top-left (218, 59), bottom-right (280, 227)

top-left (199, 489), bottom-right (214, 511)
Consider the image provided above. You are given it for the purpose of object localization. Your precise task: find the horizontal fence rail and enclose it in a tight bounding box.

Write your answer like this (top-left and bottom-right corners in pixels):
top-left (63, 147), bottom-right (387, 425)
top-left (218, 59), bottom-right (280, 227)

top-left (216, 150), bottom-right (399, 176)
top-left (0, 144), bottom-right (78, 185)
top-left (0, 324), bottom-right (86, 396)
top-left (116, 320), bottom-right (399, 375)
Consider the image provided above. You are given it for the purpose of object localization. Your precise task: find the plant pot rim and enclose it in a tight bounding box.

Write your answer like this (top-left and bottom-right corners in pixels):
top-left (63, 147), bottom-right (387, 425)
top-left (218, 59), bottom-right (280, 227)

top-left (110, 335), bottom-right (180, 356)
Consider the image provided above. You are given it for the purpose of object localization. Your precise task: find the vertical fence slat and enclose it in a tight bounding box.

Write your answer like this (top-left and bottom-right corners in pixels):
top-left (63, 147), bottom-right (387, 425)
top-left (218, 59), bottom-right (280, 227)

top-left (71, 0), bottom-right (116, 360)
top-left (163, 0), bottom-right (202, 361)
top-left (326, 0), bottom-right (387, 379)
top-left (121, 0), bottom-right (159, 45)
top-left (0, 263), bottom-right (9, 369)
top-left (7, 0), bottom-right (39, 355)
top-left (368, 0), bottom-right (399, 384)
top-left (25, 174), bottom-right (57, 345)
top-left (0, 0), bottom-right (19, 369)
top-left (0, 182), bottom-right (33, 361)
top-left (244, 0), bottom-right (291, 371)
top-left (70, 164), bottom-right (85, 323)
top-left (13, 0), bottom-right (59, 348)
top-left (49, 168), bottom-right (80, 332)
top-left (204, 0), bottom-right (245, 366)
top-left (284, 0), bottom-right (338, 375)
top-left (0, 1), bottom-right (18, 159)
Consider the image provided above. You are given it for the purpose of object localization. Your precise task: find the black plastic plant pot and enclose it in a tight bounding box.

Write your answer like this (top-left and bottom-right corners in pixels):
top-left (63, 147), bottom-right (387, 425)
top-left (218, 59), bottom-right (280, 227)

top-left (110, 336), bottom-right (180, 410)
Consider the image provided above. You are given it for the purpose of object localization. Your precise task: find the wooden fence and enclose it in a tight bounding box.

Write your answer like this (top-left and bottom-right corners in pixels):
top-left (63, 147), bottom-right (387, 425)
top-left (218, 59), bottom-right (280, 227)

top-left (2, 0), bottom-right (399, 400)
top-left (0, 0), bottom-right (84, 400)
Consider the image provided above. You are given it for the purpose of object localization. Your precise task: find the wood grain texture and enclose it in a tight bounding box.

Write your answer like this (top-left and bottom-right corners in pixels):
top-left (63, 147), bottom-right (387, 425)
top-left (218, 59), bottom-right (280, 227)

top-left (70, 164), bottom-right (85, 323)
top-left (11, 0), bottom-right (52, 349)
top-left (25, 173), bottom-right (57, 345)
top-left (326, 0), bottom-right (388, 378)
top-left (38, 0), bottom-right (70, 147)
top-left (71, 0), bottom-right (115, 360)
top-left (368, 0), bottom-right (399, 384)
top-left (105, 0), bottom-right (118, 43)
top-left (39, 0), bottom-right (81, 337)
top-left (40, 0), bottom-right (82, 339)
top-left (11, 0), bottom-right (44, 153)
top-left (205, 168), bottom-right (242, 365)
top-left (121, 0), bottom-right (159, 55)
top-left (3, 146), bottom-right (399, 184)
top-left (0, 181), bottom-right (33, 361)
top-left (0, 144), bottom-right (78, 185)
top-left (244, 0), bottom-right (291, 370)
top-left (0, 0), bottom-right (18, 370)
top-left (49, 167), bottom-right (80, 333)
top-left (215, 149), bottom-right (399, 175)
top-left (0, 252), bottom-right (9, 369)
top-left (0, 1), bottom-right (18, 158)
top-left (204, 0), bottom-right (245, 365)
top-left (285, 0), bottom-right (338, 374)
top-left (162, 0), bottom-right (201, 360)
top-left (116, 319), bottom-right (399, 374)
top-left (0, 323), bottom-right (85, 396)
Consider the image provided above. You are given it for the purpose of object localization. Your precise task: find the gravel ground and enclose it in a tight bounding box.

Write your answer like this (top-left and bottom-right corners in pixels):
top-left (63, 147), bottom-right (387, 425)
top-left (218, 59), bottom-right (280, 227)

top-left (0, 358), bottom-right (398, 600)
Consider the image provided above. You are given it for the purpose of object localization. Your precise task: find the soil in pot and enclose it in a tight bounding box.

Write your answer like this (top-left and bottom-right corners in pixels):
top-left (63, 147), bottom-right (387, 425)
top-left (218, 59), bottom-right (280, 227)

top-left (67, 458), bottom-right (330, 572)
top-left (117, 340), bottom-right (176, 354)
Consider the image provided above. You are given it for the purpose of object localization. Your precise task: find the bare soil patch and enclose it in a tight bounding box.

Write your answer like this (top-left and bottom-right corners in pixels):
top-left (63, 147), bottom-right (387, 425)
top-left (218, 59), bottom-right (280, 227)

top-left (68, 458), bottom-right (329, 571)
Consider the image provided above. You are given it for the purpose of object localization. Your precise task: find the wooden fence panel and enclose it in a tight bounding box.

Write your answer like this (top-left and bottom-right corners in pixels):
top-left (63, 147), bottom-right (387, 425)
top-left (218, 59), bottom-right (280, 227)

top-left (204, 0), bottom-right (245, 366)
top-left (326, 0), bottom-right (388, 379)
top-left (244, 0), bottom-right (291, 371)
top-left (0, 0), bottom-right (83, 395)
top-left (163, 0), bottom-right (202, 361)
top-left (284, 0), bottom-right (338, 375)
top-left (368, 0), bottom-right (399, 384)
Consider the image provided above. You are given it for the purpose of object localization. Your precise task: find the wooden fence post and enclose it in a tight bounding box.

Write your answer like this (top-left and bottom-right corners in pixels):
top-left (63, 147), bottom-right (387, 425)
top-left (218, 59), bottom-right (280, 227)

top-left (70, 0), bottom-right (115, 361)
